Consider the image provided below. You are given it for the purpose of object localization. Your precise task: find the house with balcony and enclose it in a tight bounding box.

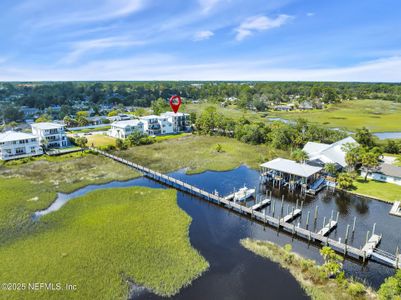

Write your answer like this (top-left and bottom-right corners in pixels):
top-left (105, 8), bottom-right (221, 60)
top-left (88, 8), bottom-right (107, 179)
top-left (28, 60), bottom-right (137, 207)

top-left (31, 122), bottom-right (69, 148)
top-left (159, 112), bottom-right (191, 133)
top-left (108, 120), bottom-right (144, 139)
top-left (139, 115), bottom-right (162, 136)
top-left (0, 131), bottom-right (43, 160)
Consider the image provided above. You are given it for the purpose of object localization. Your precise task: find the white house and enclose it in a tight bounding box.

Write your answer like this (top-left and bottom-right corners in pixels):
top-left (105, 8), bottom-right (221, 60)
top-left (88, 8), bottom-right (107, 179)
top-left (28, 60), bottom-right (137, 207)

top-left (0, 131), bottom-right (43, 160)
top-left (361, 163), bottom-right (401, 186)
top-left (139, 115), bottom-right (163, 136)
top-left (159, 112), bottom-right (191, 133)
top-left (303, 136), bottom-right (358, 169)
top-left (108, 120), bottom-right (144, 139)
top-left (31, 122), bottom-right (68, 148)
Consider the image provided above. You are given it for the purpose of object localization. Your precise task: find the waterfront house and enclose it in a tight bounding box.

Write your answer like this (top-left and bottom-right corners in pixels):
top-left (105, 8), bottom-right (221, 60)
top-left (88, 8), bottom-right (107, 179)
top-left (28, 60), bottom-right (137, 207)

top-left (31, 122), bottom-right (69, 148)
top-left (0, 131), bottom-right (43, 160)
top-left (159, 112), bottom-right (191, 133)
top-left (361, 163), bottom-right (401, 186)
top-left (108, 120), bottom-right (144, 139)
top-left (140, 115), bottom-right (163, 136)
top-left (303, 136), bottom-right (358, 170)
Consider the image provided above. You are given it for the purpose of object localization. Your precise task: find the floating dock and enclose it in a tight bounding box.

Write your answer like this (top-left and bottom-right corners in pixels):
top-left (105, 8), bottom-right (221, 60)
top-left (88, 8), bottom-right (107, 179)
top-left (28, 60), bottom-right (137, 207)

top-left (390, 201), bottom-right (401, 217)
top-left (251, 198), bottom-right (271, 211)
top-left (91, 148), bottom-right (401, 270)
top-left (317, 220), bottom-right (337, 236)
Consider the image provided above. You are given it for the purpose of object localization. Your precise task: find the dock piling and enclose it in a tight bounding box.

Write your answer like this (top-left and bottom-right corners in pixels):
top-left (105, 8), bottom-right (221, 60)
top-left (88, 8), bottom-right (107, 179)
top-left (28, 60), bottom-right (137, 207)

top-left (336, 211), bottom-right (339, 223)
top-left (314, 206), bottom-right (318, 223)
top-left (306, 211), bottom-right (310, 229)
top-left (352, 216), bottom-right (356, 234)
top-left (372, 223), bottom-right (376, 236)
top-left (366, 230), bottom-right (370, 245)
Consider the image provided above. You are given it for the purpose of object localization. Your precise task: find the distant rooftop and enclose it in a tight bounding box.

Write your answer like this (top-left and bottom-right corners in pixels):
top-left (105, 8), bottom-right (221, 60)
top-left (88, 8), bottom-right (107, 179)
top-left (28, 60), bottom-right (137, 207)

top-left (31, 122), bottom-right (64, 130)
top-left (0, 131), bottom-right (37, 142)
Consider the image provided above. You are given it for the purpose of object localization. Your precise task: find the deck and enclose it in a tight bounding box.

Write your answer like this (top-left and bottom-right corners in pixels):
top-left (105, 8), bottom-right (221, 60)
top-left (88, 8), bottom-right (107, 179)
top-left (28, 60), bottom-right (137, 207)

top-left (390, 201), bottom-right (401, 217)
top-left (91, 148), bottom-right (400, 270)
top-left (317, 220), bottom-right (337, 236)
top-left (251, 198), bottom-right (271, 211)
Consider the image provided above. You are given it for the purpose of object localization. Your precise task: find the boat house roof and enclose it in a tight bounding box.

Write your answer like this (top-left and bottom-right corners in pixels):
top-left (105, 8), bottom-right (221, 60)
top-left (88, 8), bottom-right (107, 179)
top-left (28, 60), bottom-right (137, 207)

top-left (260, 158), bottom-right (322, 178)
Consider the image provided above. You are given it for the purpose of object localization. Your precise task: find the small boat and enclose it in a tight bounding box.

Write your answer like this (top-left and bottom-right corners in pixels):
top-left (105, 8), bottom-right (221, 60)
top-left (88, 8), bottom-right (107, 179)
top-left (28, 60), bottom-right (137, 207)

top-left (233, 186), bottom-right (255, 202)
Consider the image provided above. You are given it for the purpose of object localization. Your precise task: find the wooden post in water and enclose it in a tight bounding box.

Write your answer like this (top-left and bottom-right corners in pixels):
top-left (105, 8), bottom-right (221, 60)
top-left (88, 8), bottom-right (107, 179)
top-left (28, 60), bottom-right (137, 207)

top-left (372, 223), bottom-right (376, 236)
top-left (314, 206), bottom-right (319, 223)
top-left (300, 201), bottom-right (304, 212)
top-left (296, 199), bottom-right (299, 210)
top-left (366, 230), bottom-right (370, 245)
top-left (395, 247), bottom-right (399, 268)
top-left (280, 196), bottom-right (284, 219)
top-left (330, 210), bottom-right (334, 221)
top-left (306, 211), bottom-right (310, 229)
top-left (345, 224), bottom-right (350, 244)
top-left (286, 204), bottom-right (290, 216)
top-left (291, 206), bottom-right (295, 219)
top-left (336, 212), bottom-right (339, 223)
top-left (352, 216), bottom-right (356, 234)
top-left (272, 200), bottom-right (276, 217)
top-left (323, 217), bottom-right (326, 229)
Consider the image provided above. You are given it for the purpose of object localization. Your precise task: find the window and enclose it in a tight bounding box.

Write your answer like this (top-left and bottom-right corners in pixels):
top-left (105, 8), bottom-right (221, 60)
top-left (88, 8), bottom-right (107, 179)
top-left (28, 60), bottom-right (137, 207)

top-left (16, 147), bottom-right (25, 154)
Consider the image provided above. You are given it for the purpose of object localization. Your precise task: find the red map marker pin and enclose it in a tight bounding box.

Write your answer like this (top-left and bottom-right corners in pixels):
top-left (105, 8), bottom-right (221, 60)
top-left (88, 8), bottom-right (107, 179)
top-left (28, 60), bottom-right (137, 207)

top-left (169, 95), bottom-right (182, 113)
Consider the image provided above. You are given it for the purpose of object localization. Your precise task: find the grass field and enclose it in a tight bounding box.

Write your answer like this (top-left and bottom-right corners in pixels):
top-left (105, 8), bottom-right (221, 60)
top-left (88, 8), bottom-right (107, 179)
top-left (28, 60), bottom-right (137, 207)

top-left (241, 239), bottom-right (377, 300)
top-left (115, 134), bottom-right (289, 174)
top-left (86, 134), bottom-right (116, 147)
top-left (352, 178), bottom-right (401, 203)
top-left (0, 152), bottom-right (139, 244)
top-left (0, 187), bottom-right (208, 299)
top-left (185, 103), bottom-right (265, 121)
top-left (270, 100), bottom-right (401, 132)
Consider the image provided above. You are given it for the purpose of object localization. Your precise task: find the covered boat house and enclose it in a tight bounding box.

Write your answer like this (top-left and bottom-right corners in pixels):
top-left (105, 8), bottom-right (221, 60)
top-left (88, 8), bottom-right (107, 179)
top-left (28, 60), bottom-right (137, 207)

top-left (260, 158), bottom-right (323, 194)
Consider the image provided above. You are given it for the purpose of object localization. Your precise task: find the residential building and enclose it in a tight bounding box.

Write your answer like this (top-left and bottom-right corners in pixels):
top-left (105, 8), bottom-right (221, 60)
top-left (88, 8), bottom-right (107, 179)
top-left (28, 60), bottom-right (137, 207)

top-left (0, 131), bottom-right (43, 160)
top-left (31, 122), bottom-right (69, 148)
top-left (303, 136), bottom-right (358, 170)
top-left (159, 112), bottom-right (191, 133)
top-left (108, 120), bottom-right (144, 139)
top-left (361, 163), bottom-right (401, 186)
top-left (140, 115), bottom-right (162, 135)
top-left (107, 114), bottom-right (134, 122)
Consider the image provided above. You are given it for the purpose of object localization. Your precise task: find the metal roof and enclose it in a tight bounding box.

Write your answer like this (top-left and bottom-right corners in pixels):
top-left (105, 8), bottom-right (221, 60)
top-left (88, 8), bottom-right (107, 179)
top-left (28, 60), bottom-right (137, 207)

top-left (0, 131), bottom-right (37, 142)
top-left (111, 120), bottom-right (143, 128)
top-left (260, 158), bottom-right (322, 178)
top-left (31, 122), bottom-right (64, 130)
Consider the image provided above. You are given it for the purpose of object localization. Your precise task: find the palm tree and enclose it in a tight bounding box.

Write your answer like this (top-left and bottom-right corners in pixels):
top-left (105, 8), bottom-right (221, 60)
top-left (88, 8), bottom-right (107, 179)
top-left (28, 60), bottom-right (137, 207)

top-left (291, 149), bottom-right (308, 163)
top-left (324, 163), bottom-right (337, 176)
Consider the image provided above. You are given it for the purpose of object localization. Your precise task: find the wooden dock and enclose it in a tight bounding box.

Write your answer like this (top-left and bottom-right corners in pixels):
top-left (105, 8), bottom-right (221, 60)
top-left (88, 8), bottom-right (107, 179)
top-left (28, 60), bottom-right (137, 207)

top-left (251, 198), bottom-right (271, 211)
top-left (317, 220), bottom-right (337, 236)
top-left (390, 201), bottom-right (401, 217)
top-left (91, 148), bottom-right (400, 270)
top-left (280, 209), bottom-right (302, 223)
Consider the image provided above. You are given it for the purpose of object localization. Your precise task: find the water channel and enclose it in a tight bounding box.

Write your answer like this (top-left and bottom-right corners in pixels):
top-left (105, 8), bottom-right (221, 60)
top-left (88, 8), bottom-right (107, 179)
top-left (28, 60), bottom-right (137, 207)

top-left (34, 166), bottom-right (401, 299)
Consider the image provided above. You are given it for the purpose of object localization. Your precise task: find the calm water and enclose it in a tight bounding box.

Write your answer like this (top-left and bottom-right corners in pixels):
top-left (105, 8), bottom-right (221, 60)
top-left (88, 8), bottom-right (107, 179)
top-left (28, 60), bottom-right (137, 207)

top-left (374, 132), bottom-right (401, 140)
top-left (35, 166), bottom-right (401, 299)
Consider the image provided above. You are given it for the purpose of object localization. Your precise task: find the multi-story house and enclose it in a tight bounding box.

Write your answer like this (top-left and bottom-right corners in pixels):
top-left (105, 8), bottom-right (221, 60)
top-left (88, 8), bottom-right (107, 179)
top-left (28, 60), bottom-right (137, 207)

top-left (31, 122), bottom-right (69, 148)
top-left (140, 115), bottom-right (162, 136)
top-left (108, 120), bottom-right (144, 139)
top-left (0, 131), bottom-right (43, 160)
top-left (160, 112), bottom-right (191, 133)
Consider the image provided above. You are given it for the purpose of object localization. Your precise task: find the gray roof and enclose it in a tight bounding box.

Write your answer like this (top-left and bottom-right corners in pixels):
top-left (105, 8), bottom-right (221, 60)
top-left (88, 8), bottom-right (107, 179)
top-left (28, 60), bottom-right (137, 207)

top-left (260, 158), bottom-right (322, 178)
top-left (111, 120), bottom-right (143, 128)
top-left (373, 163), bottom-right (401, 178)
top-left (303, 136), bottom-right (358, 167)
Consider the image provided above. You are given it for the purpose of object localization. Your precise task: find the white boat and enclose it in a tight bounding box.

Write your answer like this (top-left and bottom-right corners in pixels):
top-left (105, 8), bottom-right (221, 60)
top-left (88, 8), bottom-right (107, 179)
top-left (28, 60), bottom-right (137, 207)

top-left (233, 186), bottom-right (255, 202)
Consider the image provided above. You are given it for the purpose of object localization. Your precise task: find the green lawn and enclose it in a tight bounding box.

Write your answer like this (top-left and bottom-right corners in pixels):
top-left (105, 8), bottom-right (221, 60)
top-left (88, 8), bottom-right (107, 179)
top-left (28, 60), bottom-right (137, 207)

top-left (270, 100), bottom-right (401, 132)
top-left (0, 152), bottom-right (139, 244)
top-left (86, 134), bottom-right (116, 147)
top-left (352, 178), bottom-right (401, 203)
top-left (115, 134), bottom-right (289, 174)
top-left (0, 187), bottom-right (208, 299)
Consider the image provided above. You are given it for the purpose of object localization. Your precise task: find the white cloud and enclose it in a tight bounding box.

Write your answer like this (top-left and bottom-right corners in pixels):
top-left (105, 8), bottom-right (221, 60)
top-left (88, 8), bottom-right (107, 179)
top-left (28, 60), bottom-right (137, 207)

top-left (193, 30), bottom-right (214, 41)
top-left (306, 12), bottom-right (315, 17)
top-left (60, 37), bottom-right (146, 64)
top-left (198, 0), bottom-right (220, 13)
top-left (2, 56), bottom-right (401, 82)
top-left (235, 15), bottom-right (293, 41)
top-left (28, 0), bottom-right (145, 28)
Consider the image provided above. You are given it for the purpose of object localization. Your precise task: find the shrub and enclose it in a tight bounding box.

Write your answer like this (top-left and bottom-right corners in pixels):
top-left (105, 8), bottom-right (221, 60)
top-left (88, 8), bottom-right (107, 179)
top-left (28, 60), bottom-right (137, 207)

top-left (347, 282), bottom-right (366, 297)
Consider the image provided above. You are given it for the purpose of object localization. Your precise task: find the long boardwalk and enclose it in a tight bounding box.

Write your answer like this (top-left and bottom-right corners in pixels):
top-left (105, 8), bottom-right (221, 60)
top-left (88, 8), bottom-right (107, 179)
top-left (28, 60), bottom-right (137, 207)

top-left (91, 148), bottom-right (401, 269)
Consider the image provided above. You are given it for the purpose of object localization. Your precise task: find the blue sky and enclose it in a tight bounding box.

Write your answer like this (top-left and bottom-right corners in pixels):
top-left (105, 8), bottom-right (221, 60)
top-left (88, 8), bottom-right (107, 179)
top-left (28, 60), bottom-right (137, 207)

top-left (0, 0), bottom-right (401, 81)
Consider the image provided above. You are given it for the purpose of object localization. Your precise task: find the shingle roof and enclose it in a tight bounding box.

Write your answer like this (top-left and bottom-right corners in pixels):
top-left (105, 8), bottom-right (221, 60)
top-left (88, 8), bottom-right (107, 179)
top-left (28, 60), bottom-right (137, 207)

top-left (260, 158), bottom-right (322, 178)
top-left (0, 131), bottom-right (37, 142)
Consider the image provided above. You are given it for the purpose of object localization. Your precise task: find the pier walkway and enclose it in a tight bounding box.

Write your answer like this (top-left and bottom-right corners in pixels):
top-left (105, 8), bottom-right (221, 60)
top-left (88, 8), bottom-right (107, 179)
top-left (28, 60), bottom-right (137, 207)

top-left (91, 148), bottom-right (400, 269)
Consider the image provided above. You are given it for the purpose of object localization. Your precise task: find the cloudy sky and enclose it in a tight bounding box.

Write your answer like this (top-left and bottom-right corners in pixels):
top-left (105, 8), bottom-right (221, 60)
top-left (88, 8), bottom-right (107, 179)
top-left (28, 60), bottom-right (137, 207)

top-left (0, 0), bottom-right (400, 81)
